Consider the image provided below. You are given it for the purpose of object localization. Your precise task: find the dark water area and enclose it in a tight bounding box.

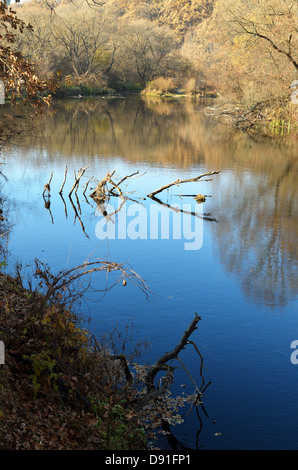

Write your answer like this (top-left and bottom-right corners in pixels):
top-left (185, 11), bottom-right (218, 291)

top-left (1, 95), bottom-right (298, 449)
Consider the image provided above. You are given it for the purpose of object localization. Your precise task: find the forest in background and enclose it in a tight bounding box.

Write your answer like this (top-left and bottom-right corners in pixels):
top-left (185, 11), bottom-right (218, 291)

top-left (0, 0), bottom-right (297, 133)
top-left (11, 1), bottom-right (297, 94)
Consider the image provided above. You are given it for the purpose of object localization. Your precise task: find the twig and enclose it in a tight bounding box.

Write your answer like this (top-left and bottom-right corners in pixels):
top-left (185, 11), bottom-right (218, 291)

top-left (69, 166), bottom-right (90, 197)
top-left (83, 176), bottom-right (93, 196)
top-left (117, 170), bottom-right (146, 187)
top-left (147, 172), bottom-right (221, 198)
top-left (59, 166), bottom-right (68, 195)
top-left (43, 170), bottom-right (53, 197)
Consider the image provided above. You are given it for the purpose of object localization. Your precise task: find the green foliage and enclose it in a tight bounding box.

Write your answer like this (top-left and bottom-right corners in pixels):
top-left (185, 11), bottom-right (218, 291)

top-left (0, 260), bottom-right (6, 270)
top-left (27, 351), bottom-right (58, 398)
top-left (90, 398), bottom-right (146, 450)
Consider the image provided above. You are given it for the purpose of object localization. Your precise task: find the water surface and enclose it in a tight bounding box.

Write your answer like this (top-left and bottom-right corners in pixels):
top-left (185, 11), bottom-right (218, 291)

top-left (1, 96), bottom-right (298, 450)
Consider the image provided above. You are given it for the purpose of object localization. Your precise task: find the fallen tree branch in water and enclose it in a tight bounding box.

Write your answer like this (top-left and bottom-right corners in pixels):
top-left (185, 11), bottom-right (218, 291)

top-left (133, 313), bottom-right (211, 442)
top-left (147, 171), bottom-right (221, 198)
top-left (59, 166), bottom-right (68, 195)
top-left (89, 170), bottom-right (146, 202)
top-left (83, 176), bottom-right (93, 196)
top-left (43, 171), bottom-right (53, 197)
top-left (145, 313), bottom-right (201, 391)
top-left (33, 257), bottom-right (151, 307)
top-left (69, 165), bottom-right (90, 197)
top-left (89, 170), bottom-right (115, 201)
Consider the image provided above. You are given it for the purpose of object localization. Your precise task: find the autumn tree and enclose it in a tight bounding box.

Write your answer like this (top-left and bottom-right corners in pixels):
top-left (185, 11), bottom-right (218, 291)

top-left (116, 18), bottom-right (178, 86)
top-left (50, 3), bottom-right (109, 77)
top-left (226, 0), bottom-right (298, 72)
top-left (158, 0), bottom-right (214, 40)
top-left (190, 0), bottom-right (298, 112)
top-left (0, 0), bottom-right (54, 106)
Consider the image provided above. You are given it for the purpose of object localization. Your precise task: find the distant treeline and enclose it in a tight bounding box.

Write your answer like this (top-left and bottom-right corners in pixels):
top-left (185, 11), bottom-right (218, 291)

top-left (9, 0), bottom-right (298, 125)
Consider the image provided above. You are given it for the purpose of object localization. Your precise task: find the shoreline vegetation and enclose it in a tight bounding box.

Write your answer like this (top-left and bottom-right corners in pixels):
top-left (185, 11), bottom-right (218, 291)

top-left (1, 0), bottom-right (296, 139)
top-left (0, 267), bottom-right (148, 450)
top-left (52, 82), bottom-right (298, 138)
top-left (0, 261), bottom-right (206, 450)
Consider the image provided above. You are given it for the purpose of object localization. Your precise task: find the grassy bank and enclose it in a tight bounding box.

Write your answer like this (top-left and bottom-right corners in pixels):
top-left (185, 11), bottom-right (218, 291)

top-left (54, 78), bottom-right (143, 98)
top-left (141, 77), bottom-right (217, 99)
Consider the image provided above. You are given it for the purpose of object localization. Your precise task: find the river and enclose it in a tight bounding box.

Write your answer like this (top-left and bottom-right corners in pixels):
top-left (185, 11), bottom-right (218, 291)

top-left (1, 95), bottom-right (298, 449)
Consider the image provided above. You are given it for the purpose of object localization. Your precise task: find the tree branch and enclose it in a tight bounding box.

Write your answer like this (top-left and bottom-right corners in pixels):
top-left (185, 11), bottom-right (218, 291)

top-left (147, 171), bottom-right (221, 198)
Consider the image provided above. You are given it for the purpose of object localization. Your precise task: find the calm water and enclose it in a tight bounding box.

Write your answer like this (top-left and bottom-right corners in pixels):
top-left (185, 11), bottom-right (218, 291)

top-left (1, 95), bottom-right (298, 450)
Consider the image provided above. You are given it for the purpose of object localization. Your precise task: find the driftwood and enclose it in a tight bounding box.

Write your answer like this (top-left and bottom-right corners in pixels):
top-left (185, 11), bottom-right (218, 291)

top-left (41, 168), bottom-right (220, 240)
top-left (89, 170), bottom-right (116, 201)
top-left (69, 166), bottom-right (90, 197)
top-left (147, 171), bottom-right (221, 198)
top-left (89, 170), bottom-right (146, 202)
top-left (134, 313), bottom-right (211, 421)
top-left (145, 313), bottom-right (201, 391)
top-left (43, 171), bottom-right (54, 197)
top-left (59, 166), bottom-right (68, 195)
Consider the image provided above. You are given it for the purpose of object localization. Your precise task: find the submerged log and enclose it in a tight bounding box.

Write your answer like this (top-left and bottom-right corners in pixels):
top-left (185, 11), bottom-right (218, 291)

top-left (89, 170), bottom-right (145, 202)
top-left (89, 170), bottom-right (116, 201)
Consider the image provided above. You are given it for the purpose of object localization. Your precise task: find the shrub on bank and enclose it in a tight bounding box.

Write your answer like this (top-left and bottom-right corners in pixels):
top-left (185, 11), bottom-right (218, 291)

top-left (0, 272), bottom-right (146, 450)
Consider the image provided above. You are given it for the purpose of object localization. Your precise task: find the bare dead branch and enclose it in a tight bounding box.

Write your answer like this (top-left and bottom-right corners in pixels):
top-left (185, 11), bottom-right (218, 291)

top-left (83, 176), bottom-right (93, 196)
top-left (33, 257), bottom-right (151, 306)
top-left (117, 170), bottom-right (146, 187)
top-left (89, 170), bottom-right (116, 201)
top-left (145, 313), bottom-right (201, 391)
top-left (69, 166), bottom-right (90, 197)
top-left (89, 170), bottom-right (146, 202)
top-left (59, 166), bottom-right (68, 195)
top-left (147, 171), bottom-right (221, 198)
top-left (43, 171), bottom-right (53, 197)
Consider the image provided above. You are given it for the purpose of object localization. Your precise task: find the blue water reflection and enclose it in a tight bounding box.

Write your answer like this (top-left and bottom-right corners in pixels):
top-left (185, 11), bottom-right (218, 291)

top-left (2, 96), bottom-right (298, 449)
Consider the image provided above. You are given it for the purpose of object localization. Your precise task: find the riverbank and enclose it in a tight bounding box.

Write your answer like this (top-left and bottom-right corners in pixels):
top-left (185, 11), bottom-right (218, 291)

top-left (53, 82), bottom-right (297, 140)
top-left (0, 270), bottom-right (147, 450)
top-left (205, 95), bottom-right (298, 138)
